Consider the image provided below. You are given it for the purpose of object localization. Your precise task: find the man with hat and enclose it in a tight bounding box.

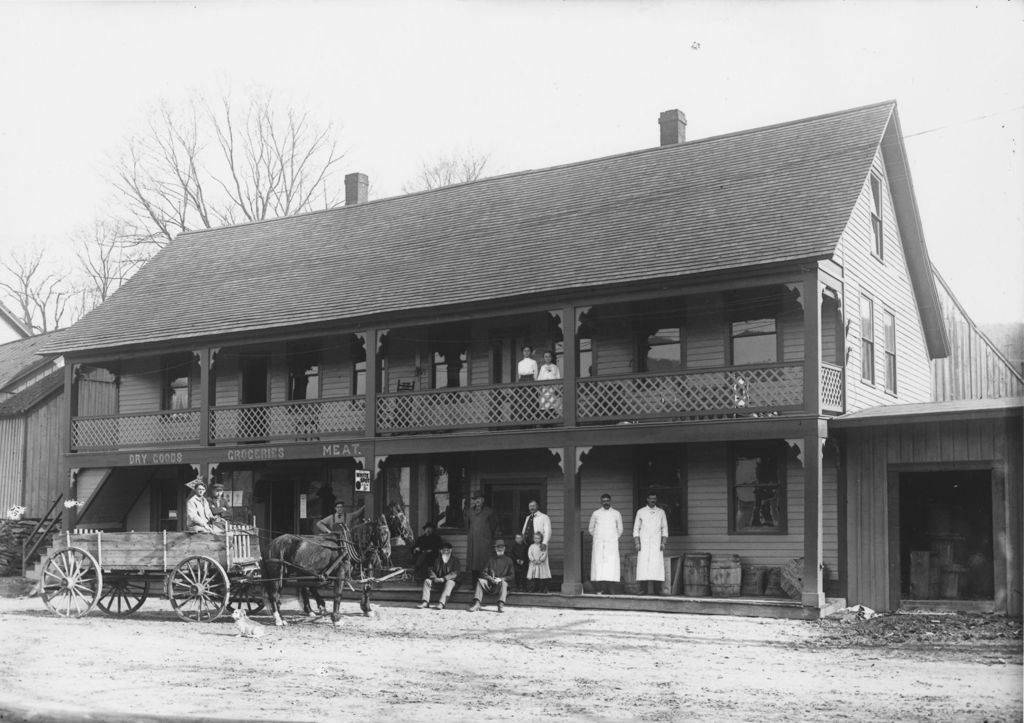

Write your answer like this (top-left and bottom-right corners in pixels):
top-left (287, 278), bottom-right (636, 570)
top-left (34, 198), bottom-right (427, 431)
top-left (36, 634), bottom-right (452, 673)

top-left (185, 476), bottom-right (223, 534)
top-left (468, 539), bottom-right (515, 613)
top-left (207, 481), bottom-right (231, 522)
top-left (419, 541), bottom-right (460, 610)
top-left (411, 521), bottom-right (445, 581)
top-left (464, 490), bottom-right (499, 583)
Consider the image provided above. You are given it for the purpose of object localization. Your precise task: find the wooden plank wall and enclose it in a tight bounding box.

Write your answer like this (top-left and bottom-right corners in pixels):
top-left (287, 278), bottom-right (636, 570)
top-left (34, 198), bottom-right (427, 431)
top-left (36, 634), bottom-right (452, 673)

top-left (0, 417), bottom-right (26, 514)
top-left (844, 413), bottom-right (1023, 614)
top-left (22, 395), bottom-right (64, 517)
top-left (117, 358), bottom-right (167, 413)
top-left (838, 149), bottom-right (933, 413)
top-left (930, 274), bottom-right (1024, 401)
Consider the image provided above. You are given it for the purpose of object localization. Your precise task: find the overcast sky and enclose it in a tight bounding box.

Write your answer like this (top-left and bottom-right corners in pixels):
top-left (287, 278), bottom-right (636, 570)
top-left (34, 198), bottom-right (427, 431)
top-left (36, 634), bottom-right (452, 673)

top-left (0, 0), bottom-right (1021, 323)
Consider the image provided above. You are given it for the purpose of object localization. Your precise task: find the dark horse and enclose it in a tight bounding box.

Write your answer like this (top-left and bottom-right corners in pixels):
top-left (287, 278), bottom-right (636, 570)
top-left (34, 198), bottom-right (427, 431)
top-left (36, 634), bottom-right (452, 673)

top-left (263, 533), bottom-right (353, 627)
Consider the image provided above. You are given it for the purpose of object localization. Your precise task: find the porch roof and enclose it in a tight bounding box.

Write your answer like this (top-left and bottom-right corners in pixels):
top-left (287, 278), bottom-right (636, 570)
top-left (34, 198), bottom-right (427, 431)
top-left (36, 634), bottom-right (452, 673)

top-left (831, 397), bottom-right (1023, 427)
top-left (54, 101), bottom-right (901, 355)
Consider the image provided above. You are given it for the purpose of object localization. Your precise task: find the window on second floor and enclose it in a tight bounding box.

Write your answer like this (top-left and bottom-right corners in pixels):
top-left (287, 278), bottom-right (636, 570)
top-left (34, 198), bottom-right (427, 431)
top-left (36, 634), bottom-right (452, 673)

top-left (639, 325), bottom-right (682, 372)
top-left (870, 174), bottom-right (884, 259)
top-left (287, 344), bottom-right (320, 401)
top-left (162, 354), bottom-right (192, 411)
top-left (860, 295), bottom-right (876, 384)
top-left (731, 318), bottom-right (778, 365)
top-left (433, 349), bottom-right (468, 388)
top-left (883, 310), bottom-right (897, 395)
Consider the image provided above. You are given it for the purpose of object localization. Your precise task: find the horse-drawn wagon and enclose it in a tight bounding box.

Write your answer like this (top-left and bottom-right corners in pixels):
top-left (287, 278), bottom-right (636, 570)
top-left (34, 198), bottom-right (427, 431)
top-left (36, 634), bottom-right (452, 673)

top-left (39, 525), bottom-right (263, 621)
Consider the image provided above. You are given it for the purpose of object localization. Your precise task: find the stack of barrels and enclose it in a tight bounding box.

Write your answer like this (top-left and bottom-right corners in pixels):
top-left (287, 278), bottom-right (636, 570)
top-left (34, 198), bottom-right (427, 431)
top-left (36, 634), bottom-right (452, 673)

top-left (681, 553), bottom-right (743, 597)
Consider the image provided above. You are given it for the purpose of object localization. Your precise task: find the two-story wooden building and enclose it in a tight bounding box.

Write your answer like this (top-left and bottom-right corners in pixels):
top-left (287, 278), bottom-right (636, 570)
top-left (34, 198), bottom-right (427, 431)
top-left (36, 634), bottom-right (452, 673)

top-left (43, 101), bottom-right (1021, 616)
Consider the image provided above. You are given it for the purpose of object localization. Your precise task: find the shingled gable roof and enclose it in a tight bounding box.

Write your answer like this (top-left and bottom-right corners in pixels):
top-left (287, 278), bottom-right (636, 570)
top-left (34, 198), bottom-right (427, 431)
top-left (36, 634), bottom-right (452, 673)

top-left (53, 101), bottom-right (926, 356)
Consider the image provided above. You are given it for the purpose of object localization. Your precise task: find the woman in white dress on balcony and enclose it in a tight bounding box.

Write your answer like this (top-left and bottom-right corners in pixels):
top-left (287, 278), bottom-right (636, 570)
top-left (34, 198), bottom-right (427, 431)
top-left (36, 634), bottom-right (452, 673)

top-left (537, 350), bottom-right (561, 417)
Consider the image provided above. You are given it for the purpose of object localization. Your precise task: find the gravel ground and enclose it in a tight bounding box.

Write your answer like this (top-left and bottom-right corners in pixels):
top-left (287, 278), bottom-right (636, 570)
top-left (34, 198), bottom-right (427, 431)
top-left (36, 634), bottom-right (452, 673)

top-left (0, 595), bottom-right (1020, 722)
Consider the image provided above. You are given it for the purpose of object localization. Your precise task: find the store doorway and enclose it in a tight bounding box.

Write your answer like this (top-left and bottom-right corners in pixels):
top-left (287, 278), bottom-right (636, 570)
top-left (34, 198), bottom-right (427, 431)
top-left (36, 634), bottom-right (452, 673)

top-left (899, 470), bottom-right (993, 601)
top-left (483, 480), bottom-right (544, 543)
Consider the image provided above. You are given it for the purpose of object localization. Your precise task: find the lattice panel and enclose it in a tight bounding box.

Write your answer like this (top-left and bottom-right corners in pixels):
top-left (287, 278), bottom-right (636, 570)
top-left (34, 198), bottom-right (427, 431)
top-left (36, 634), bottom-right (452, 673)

top-left (577, 366), bottom-right (803, 420)
top-left (72, 411), bottom-right (200, 449)
top-left (211, 399), bottom-right (365, 442)
top-left (378, 382), bottom-right (563, 432)
top-left (820, 363), bottom-right (844, 412)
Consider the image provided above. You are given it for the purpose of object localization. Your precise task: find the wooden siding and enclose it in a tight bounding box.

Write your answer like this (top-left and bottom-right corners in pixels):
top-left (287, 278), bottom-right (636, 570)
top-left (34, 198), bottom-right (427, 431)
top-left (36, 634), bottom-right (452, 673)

top-left (931, 274), bottom-right (1024, 401)
top-left (22, 395), bottom-right (64, 518)
top-left (836, 149), bottom-right (932, 412)
top-left (686, 294), bottom-right (725, 368)
top-left (0, 417), bottom-right (25, 515)
top-left (78, 367), bottom-right (117, 417)
top-left (577, 443), bottom-right (839, 582)
top-left (215, 350), bottom-right (240, 403)
top-left (844, 413), bottom-right (1023, 614)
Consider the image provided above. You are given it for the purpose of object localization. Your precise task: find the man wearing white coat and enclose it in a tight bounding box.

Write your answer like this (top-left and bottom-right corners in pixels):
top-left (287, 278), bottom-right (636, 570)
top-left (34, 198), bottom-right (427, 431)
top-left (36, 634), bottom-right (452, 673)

top-left (521, 500), bottom-right (552, 551)
top-left (588, 494), bottom-right (623, 595)
top-left (633, 492), bottom-right (669, 595)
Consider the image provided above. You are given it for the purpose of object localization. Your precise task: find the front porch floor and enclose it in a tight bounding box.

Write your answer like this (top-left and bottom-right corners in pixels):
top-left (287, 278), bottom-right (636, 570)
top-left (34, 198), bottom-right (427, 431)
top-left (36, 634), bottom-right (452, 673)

top-left (366, 583), bottom-right (846, 620)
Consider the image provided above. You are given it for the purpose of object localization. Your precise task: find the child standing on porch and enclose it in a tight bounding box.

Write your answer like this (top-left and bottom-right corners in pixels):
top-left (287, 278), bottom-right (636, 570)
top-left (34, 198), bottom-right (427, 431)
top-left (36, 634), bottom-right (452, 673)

top-left (510, 533), bottom-right (529, 592)
top-left (527, 531), bottom-right (551, 593)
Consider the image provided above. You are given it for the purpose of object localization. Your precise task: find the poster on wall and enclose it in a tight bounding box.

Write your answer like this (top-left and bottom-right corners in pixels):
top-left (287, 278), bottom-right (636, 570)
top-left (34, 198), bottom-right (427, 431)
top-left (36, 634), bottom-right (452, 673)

top-left (355, 470), bottom-right (371, 493)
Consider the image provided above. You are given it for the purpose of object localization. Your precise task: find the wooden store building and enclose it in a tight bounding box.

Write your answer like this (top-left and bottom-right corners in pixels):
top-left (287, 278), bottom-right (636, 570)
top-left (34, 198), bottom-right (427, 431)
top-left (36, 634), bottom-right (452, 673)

top-left (40, 101), bottom-right (1023, 617)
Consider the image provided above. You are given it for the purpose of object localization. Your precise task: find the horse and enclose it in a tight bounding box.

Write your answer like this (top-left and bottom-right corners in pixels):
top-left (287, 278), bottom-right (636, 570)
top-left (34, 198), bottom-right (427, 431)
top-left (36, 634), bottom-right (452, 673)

top-left (262, 533), bottom-right (354, 627)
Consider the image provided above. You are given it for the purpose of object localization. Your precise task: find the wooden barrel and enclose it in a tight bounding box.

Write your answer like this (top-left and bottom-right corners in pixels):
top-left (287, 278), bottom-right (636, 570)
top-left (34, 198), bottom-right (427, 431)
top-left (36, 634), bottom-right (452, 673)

top-left (710, 555), bottom-right (742, 598)
top-left (681, 553), bottom-right (711, 597)
top-left (740, 564), bottom-right (766, 596)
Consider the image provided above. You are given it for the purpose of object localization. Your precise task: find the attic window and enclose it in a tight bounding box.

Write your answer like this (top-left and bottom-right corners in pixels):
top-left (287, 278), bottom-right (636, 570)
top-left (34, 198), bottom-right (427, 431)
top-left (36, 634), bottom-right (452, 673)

top-left (870, 174), bottom-right (884, 259)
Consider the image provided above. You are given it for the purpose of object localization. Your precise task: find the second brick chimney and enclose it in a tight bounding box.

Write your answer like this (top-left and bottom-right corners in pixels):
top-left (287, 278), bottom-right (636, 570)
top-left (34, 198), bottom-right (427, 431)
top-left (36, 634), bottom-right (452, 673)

top-left (345, 172), bottom-right (368, 205)
top-left (659, 109), bottom-right (687, 146)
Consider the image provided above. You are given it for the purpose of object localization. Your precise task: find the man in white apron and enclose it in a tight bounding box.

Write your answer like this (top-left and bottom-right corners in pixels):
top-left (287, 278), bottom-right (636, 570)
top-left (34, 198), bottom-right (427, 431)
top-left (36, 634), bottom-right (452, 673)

top-left (588, 494), bottom-right (623, 595)
top-left (632, 492), bottom-right (669, 595)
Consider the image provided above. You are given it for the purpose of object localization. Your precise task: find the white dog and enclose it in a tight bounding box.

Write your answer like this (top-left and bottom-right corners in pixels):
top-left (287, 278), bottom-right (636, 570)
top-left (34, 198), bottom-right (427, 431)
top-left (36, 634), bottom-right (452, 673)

top-left (231, 609), bottom-right (265, 638)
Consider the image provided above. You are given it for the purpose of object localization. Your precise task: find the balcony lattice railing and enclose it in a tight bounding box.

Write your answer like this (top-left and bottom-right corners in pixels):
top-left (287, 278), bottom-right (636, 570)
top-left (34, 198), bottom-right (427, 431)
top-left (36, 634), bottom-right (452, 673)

top-left (577, 364), bottom-right (804, 422)
top-left (378, 381), bottom-right (563, 433)
top-left (72, 410), bottom-right (201, 450)
top-left (211, 397), bottom-right (365, 443)
top-left (821, 362), bottom-right (844, 413)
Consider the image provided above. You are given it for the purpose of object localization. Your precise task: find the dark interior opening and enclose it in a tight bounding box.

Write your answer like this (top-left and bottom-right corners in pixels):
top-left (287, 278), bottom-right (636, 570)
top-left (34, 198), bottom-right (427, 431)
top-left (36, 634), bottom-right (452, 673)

top-left (899, 470), bottom-right (993, 600)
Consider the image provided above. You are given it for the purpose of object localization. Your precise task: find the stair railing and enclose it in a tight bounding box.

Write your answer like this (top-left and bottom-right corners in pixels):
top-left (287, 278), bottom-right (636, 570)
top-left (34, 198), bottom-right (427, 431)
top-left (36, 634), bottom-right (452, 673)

top-left (21, 494), bottom-right (64, 576)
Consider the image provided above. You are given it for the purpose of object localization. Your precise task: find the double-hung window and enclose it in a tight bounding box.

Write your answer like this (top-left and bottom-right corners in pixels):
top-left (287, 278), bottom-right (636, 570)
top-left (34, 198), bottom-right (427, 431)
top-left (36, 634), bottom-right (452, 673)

top-left (860, 295), bottom-right (875, 384)
top-left (883, 310), bottom-right (897, 394)
top-left (870, 174), bottom-right (884, 259)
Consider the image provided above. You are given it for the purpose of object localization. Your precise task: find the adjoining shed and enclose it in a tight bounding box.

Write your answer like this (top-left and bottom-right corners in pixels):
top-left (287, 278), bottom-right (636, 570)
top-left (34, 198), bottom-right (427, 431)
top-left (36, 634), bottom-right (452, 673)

top-left (835, 398), bottom-right (1022, 616)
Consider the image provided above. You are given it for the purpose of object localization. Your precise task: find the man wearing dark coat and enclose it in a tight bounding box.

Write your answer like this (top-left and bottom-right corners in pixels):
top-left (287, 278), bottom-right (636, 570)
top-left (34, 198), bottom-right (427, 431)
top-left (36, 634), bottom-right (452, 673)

top-left (411, 521), bottom-right (445, 581)
top-left (464, 490), bottom-right (499, 582)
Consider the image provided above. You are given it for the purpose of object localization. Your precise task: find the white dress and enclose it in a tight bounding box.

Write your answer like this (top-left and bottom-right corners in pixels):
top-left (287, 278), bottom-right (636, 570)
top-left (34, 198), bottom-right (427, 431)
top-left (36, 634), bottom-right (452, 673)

top-left (588, 507), bottom-right (623, 582)
top-left (632, 505), bottom-right (668, 581)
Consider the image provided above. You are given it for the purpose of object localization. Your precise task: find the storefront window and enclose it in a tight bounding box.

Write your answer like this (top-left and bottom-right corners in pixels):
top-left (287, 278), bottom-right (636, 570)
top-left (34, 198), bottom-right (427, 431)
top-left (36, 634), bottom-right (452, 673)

top-left (730, 443), bottom-right (786, 533)
top-left (430, 457), bottom-right (468, 529)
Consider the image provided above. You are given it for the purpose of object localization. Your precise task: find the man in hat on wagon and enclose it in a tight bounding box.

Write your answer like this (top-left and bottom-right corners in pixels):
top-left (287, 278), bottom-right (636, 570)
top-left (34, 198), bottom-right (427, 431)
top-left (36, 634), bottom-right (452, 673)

top-left (185, 476), bottom-right (224, 534)
top-left (468, 539), bottom-right (515, 613)
top-left (207, 481), bottom-right (231, 523)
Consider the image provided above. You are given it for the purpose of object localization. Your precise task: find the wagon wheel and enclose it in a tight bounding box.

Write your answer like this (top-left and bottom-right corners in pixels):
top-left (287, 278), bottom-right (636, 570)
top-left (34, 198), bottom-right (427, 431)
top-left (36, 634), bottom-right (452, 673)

top-left (97, 575), bottom-right (149, 617)
top-left (166, 556), bottom-right (229, 622)
top-left (40, 547), bottom-right (103, 618)
top-left (229, 579), bottom-right (265, 615)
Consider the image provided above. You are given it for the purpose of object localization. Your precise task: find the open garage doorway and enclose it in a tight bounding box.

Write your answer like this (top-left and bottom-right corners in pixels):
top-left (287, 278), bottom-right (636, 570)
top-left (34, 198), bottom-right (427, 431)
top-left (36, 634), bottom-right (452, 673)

top-left (899, 470), bottom-right (994, 603)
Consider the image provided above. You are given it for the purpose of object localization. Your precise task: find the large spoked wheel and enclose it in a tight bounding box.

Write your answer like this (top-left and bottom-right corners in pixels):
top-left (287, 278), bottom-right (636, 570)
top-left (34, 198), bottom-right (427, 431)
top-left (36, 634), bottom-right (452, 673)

top-left (230, 580), bottom-right (265, 615)
top-left (167, 556), bottom-right (229, 622)
top-left (97, 575), bottom-right (150, 617)
top-left (40, 547), bottom-right (103, 618)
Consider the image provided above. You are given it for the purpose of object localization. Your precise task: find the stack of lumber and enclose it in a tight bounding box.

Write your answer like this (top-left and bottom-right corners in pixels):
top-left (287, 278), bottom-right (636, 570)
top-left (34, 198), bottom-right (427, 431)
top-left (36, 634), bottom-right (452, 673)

top-left (0, 519), bottom-right (41, 576)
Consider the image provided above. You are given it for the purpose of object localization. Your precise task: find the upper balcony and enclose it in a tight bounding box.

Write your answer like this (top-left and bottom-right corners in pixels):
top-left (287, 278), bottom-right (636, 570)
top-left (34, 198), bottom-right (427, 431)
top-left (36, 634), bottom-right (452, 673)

top-left (67, 278), bottom-right (846, 452)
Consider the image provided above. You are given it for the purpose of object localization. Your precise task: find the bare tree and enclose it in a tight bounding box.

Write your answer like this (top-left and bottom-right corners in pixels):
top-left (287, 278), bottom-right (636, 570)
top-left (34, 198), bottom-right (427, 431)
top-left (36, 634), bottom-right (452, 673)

top-left (401, 151), bottom-right (493, 193)
top-left (112, 90), bottom-right (346, 251)
top-left (0, 247), bottom-right (75, 333)
top-left (73, 219), bottom-right (146, 308)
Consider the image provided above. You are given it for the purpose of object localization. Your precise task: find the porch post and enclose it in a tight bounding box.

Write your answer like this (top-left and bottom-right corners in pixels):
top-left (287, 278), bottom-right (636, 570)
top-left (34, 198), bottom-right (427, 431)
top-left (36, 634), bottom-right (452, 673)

top-left (63, 363), bottom-right (78, 454)
top-left (198, 348), bottom-right (211, 446)
top-left (560, 444), bottom-right (583, 595)
top-left (802, 433), bottom-right (826, 607)
top-left (803, 267), bottom-right (822, 415)
top-left (562, 304), bottom-right (577, 428)
top-left (364, 329), bottom-right (378, 438)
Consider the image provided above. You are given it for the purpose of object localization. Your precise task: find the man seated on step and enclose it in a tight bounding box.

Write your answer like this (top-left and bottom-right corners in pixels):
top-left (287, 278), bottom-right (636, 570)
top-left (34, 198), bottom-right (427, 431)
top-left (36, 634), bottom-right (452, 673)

top-left (419, 541), bottom-right (461, 610)
top-left (468, 539), bottom-right (515, 613)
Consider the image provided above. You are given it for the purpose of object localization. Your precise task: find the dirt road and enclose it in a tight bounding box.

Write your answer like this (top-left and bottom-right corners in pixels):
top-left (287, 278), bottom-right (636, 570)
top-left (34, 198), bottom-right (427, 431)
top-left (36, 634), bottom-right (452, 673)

top-left (0, 595), bottom-right (1019, 722)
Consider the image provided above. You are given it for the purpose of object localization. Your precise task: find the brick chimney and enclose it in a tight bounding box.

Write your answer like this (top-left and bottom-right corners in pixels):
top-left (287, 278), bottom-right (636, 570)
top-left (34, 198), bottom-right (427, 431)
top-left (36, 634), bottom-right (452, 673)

top-left (345, 172), bottom-right (368, 205)
top-left (659, 109), bottom-right (687, 145)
